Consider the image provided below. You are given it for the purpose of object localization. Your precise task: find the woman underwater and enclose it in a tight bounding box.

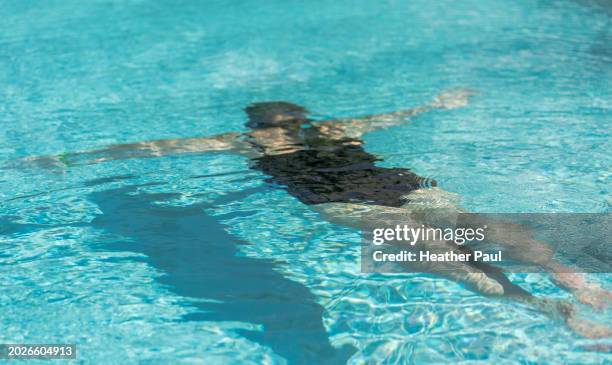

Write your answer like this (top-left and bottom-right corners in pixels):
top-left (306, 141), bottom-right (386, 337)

top-left (31, 89), bottom-right (611, 338)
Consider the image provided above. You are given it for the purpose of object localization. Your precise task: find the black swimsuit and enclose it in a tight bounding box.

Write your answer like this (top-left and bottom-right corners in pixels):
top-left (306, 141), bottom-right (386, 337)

top-left (251, 124), bottom-right (434, 207)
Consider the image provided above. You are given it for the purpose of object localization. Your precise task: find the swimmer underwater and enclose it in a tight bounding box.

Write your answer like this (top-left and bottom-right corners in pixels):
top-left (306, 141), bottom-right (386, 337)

top-left (27, 89), bottom-right (612, 338)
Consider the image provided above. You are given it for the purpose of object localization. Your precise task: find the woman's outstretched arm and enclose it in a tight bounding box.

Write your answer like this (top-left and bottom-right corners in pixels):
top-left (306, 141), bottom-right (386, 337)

top-left (320, 89), bottom-right (475, 137)
top-left (26, 132), bottom-right (254, 168)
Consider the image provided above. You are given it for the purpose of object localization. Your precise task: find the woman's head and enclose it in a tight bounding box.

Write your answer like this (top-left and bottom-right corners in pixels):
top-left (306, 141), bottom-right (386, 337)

top-left (245, 102), bottom-right (308, 129)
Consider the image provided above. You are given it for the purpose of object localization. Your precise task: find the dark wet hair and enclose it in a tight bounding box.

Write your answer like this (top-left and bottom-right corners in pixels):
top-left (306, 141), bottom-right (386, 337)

top-left (244, 101), bottom-right (308, 129)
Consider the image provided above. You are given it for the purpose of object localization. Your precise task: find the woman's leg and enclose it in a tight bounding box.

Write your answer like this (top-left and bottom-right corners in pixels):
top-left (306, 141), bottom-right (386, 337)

top-left (310, 194), bottom-right (611, 338)
top-left (400, 187), bottom-right (611, 309)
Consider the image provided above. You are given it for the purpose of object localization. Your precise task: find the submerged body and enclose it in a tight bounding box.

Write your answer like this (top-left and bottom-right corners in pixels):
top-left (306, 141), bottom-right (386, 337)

top-left (27, 90), bottom-right (611, 338)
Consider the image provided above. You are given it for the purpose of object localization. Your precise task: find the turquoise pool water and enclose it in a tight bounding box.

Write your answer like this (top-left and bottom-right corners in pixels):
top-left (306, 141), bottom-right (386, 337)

top-left (1, 0), bottom-right (611, 363)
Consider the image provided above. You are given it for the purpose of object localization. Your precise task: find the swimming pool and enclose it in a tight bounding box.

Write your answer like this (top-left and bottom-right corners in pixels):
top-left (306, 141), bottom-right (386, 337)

top-left (0, 0), bottom-right (610, 363)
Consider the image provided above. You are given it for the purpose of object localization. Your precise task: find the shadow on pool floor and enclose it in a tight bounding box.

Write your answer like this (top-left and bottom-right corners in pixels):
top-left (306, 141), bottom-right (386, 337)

top-left (88, 182), bottom-right (356, 364)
